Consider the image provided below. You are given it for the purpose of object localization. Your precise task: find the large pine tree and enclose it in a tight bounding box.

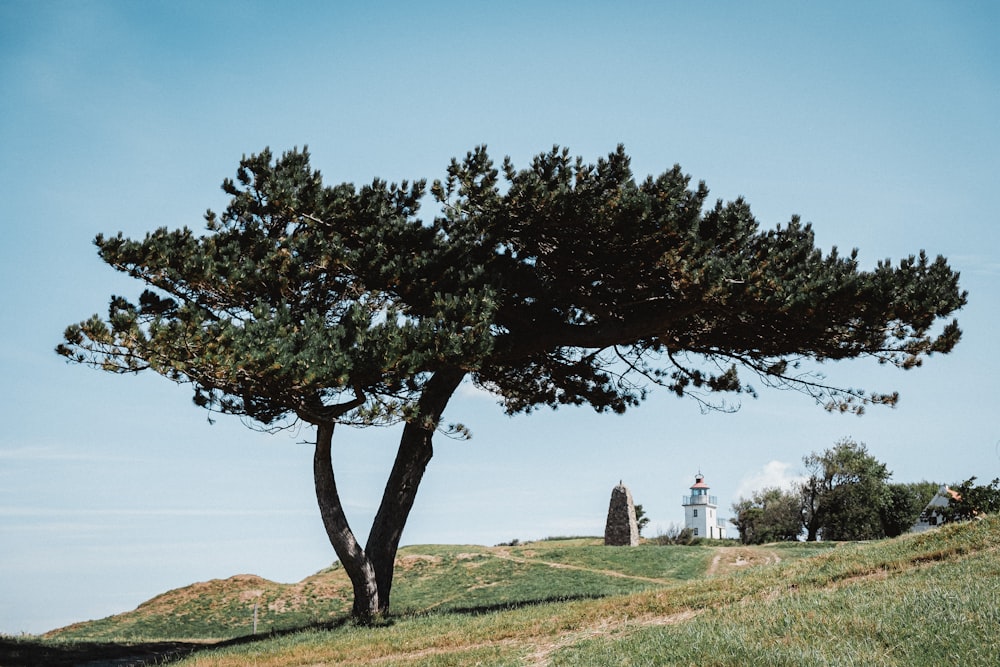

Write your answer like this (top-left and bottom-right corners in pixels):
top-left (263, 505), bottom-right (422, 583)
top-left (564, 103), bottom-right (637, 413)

top-left (58, 146), bottom-right (966, 618)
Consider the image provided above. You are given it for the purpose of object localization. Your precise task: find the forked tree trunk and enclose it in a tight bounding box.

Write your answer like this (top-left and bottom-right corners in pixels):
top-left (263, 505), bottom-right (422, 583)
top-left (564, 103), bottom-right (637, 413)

top-left (312, 368), bottom-right (466, 619)
top-left (313, 422), bottom-right (380, 619)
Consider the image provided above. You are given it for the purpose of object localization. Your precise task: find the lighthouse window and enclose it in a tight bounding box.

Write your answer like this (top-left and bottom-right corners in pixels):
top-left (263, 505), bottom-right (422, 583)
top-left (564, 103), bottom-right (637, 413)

top-left (693, 509), bottom-right (698, 517)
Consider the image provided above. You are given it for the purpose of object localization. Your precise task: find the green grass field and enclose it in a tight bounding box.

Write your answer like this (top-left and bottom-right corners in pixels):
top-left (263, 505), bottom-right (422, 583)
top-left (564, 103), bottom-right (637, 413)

top-left (3, 517), bottom-right (997, 665)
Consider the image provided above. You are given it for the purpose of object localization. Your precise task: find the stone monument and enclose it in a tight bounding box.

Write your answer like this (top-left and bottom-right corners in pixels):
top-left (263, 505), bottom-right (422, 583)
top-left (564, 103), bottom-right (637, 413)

top-left (604, 481), bottom-right (639, 546)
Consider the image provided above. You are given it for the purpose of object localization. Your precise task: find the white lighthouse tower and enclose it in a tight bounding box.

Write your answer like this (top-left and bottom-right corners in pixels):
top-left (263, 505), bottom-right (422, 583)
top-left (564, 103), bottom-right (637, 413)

top-left (682, 473), bottom-right (725, 539)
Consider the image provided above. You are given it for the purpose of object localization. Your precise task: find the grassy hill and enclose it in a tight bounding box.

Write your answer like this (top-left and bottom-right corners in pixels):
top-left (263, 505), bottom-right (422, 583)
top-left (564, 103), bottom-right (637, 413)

top-left (40, 537), bottom-right (829, 643)
top-left (4, 517), bottom-right (998, 665)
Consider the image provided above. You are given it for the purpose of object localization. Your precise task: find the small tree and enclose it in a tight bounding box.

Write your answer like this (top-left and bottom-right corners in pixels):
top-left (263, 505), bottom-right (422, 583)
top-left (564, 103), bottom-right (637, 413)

top-left (881, 481), bottom-right (939, 537)
top-left (58, 146), bottom-right (965, 618)
top-left (801, 439), bottom-right (891, 541)
top-left (731, 487), bottom-right (802, 544)
top-left (634, 503), bottom-right (651, 536)
top-left (651, 522), bottom-right (696, 546)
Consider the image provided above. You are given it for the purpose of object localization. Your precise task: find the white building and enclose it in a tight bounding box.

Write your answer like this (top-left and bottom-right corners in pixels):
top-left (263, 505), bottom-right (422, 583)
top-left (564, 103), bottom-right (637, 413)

top-left (682, 473), bottom-right (727, 539)
top-left (910, 485), bottom-right (960, 533)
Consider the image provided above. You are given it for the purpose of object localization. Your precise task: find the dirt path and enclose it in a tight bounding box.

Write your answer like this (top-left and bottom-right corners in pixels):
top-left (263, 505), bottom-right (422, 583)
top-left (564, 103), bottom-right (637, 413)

top-left (493, 545), bottom-right (785, 587)
top-left (706, 547), bottom-right (782, 577)
top-left (359, 608), bottom-right (703, 666)
top-left (523, 609), bottom-right (701, 666)
top-left (707, 552), bottom-right (723, 576)
top-left (491, 549), bottom-right (675, 585)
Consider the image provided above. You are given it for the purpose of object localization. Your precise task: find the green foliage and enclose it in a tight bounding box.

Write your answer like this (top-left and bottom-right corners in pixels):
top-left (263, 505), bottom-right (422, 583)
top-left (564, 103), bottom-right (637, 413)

top-left (731, 486), bottom-right (803, 544)
top-left (736, 449), bottom-right (936, 543)
top-left (649, 523), bottom-right (698, 546)
top-left (633, 503), bottom-right (650, 536)
top-left (59, 145), bottom-right (966, 427)
top-left (57, 147), bottom-right (496, 429)
top-left (801, 439), bottom-right (892, 541)
top-left (437, 146), bottom-right (965, 415)
top-left (940, 476), bottom-right (1000, 523)
top-left (881, 481), bottom-right (939, 537)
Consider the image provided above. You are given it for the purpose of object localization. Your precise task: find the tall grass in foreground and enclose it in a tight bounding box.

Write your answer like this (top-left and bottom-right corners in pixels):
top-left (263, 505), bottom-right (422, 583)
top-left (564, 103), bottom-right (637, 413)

top-left (550, 551), bottom-right (1000, 666)
top-left (173, 516), bottom-right (999, 666)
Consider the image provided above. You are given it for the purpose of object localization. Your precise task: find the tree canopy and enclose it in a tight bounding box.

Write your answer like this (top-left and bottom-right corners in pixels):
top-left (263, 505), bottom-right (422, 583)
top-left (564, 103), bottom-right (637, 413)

top-left (731, 487), bottom-right (803, 544)
top-left (62, 146), bottom-right (966, 423)
top-left (733, 446), bottom-right (937, 544)
top-left (801, 438), bottom-right (893, 541)
top-left (57, 145), bottom-right (966, 617)
top-left (881, 481), bottom-right (939, 537)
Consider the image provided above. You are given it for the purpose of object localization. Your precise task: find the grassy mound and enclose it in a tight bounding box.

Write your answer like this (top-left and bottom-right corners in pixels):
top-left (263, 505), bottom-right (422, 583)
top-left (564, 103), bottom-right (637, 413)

top-left (172, 517), bottom-right (1000, 666)
top-left (44, 537), bottom-right (771, 641)
top-left (5, 517), bottom-right (996, 666)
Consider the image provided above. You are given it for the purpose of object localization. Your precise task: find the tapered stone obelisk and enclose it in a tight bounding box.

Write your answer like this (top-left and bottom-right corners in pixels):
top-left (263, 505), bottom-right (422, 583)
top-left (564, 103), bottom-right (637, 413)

top-left (604, 481), bottom-right (639, 546)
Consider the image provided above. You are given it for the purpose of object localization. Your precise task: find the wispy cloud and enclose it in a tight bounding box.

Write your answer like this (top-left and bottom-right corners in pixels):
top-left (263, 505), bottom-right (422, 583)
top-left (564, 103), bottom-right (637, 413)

top-left (0, 507), bottom-right (314, 518)
top-left (456, 380), bottom-right (501, 401)
top-left (949, 254), bottom-right (1000, 277)
top-left (458, 380), bottom-right (497, 401)
top-left (0, 444), bottom-right (135, 463)
top-left (733, 460), bottom-right (805, 500)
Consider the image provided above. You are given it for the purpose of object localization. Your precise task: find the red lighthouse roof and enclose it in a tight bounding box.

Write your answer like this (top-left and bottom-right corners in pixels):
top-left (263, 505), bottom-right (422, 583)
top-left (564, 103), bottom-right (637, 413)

top-left (690, 474), bottom-right (709, 489)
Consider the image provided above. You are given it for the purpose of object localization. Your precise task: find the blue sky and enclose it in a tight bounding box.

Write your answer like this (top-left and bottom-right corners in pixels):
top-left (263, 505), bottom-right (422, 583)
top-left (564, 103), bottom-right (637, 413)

top-left (2, 1), bottom-right (998, 635)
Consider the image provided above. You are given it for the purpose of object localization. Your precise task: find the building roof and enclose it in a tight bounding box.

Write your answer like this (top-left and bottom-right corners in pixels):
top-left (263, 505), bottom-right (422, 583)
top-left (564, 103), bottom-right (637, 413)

top-left (925, 485), bottom-right (962, 510)
top-left (690, 475), bottom-right (709, 489)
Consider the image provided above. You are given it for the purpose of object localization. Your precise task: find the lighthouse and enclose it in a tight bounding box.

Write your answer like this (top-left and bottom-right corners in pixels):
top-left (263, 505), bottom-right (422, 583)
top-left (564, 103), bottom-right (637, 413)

top-left (682, 473), bottom-right (725, 539)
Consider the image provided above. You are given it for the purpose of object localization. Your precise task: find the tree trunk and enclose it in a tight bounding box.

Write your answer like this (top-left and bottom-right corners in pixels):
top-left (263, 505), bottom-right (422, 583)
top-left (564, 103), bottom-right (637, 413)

top-left (311, 368), bottom-right (465, 620)
top-left (366, 367), bottom-right (466, 613)
top-left (313, 422), bottom-right (380, 620)
top-left (801, 479), bottom-right (821, 542)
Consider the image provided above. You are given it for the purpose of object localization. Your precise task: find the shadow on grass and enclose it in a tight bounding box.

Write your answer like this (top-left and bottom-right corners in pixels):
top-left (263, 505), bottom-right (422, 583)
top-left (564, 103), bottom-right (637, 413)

top-left (434, 592), bottom-right (606, 617)
top-left (0, 637), bottom-right (208, 667)
top-left (0, 595), bottom-right (605, 666)
top-left (0, 619), bottom-right (347, 667)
